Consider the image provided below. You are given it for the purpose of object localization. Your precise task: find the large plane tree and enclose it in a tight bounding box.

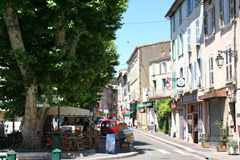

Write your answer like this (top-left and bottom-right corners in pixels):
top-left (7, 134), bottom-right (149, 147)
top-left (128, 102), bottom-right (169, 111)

top-left (0, 0), bottom-right (128, 140)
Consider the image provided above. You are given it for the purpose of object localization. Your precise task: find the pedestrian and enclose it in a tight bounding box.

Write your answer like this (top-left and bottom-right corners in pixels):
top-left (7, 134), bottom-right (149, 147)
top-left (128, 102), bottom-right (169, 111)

top-left (130, 117), bottom-right (133, 128)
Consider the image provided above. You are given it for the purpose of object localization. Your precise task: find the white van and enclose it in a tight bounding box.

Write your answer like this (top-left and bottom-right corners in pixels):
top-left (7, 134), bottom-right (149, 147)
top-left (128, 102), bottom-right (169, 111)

top-left (4, 122), bottom-right (21, 136)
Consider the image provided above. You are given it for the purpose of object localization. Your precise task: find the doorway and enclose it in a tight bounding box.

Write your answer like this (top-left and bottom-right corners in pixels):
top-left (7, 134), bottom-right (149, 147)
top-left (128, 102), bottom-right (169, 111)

top-left (193, 113), bottom-right (198, 143)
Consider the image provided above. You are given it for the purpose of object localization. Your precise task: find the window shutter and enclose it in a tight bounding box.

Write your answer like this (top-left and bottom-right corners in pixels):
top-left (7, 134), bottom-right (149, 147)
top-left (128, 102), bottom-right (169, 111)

top-left (186, 0), bottom-right (189, 16)
top-left (187, 66), bottom-right (189, 90)
top-left (179, 6), bottom-right (182, 25)
top-left (230, 0), bottom-right (235, 20)
top-left (212, 5), bottom-right (215, 33)
top-left (204, 11), bottom-right (208, 36)
top-left (191, 63), bottom-right (194, 89)
top-left (181, 32), bottom-right (184, 55)
top-left (171, 40), bottom-right (173, 60)
top-left (187, 28), bottom-right (191, 52)
top-left (219, 0), bottom-right (224, 26)
top-left (160, 62), bottom-right (162, 74)
top-left (195, 19), bottom-right (200, 45)
top-left (200, 58), bottom-right (203, 87)
top-left (194, 61), bottom-right (197, 89)
top-left (177, 35), bottom-right (180, 57)
top-left (193, 0), bottom-right (196, 7)
top-left (162, 79), bottom-right (164, 90)
top-left (173, 15), bottom-right (176, 32)
top-left (190, 0), bottom-right (193, 12)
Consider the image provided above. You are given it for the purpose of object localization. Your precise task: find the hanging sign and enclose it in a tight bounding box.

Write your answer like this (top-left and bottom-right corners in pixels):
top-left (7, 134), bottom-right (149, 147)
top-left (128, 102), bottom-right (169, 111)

top-left (139, 108), bottom-right (145, 113)
top-left (177, 78), bottom-right (185, 88)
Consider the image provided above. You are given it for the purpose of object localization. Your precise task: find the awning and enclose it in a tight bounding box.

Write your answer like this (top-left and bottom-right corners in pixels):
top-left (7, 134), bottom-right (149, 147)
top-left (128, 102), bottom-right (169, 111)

top-left (47, 107), bottom-right (90, 116)
top-left (124, 111), bottom-right (134, 116)
top-left (93, 114), bottom-right (102, 118)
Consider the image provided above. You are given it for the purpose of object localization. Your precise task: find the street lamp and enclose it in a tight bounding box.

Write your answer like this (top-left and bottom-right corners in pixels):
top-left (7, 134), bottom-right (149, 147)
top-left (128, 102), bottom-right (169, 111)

top-left (216, 49), bottom-right (237, 68)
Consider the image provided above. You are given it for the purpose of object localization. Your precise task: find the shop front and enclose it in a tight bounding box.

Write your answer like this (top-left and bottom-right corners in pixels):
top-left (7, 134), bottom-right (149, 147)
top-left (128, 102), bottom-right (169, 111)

top-left (136, 102), bottom-right (152, 127)
top-left (181, 91), bottom-right (203, 143)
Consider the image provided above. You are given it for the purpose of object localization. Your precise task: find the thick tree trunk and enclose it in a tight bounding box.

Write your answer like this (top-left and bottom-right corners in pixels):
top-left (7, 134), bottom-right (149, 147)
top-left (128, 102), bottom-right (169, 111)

top-left (20, 83), bottom-right (38, 140)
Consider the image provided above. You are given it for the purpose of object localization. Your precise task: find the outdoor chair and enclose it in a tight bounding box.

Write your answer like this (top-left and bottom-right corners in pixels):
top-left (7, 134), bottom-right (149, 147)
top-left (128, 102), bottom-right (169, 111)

top-left (72, 137), bottom-right (84, 151)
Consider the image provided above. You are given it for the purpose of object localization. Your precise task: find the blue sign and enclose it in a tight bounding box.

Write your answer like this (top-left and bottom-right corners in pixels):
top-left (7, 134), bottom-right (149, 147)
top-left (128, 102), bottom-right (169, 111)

top-left (105, 134), bottom-right (116, 154)
top-left (104, 106), bottom-right (108, 110)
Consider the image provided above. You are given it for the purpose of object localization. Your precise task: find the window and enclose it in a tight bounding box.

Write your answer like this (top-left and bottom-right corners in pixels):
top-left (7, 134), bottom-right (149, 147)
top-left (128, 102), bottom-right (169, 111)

top-left (198, 58), bottom-right (203, 87)
top-left (171, 40), bottom-right (176, 60)
top-left (172, 72), bottom-right (176, 89)
top-left (187, 28), bottom-right (192, 52)
top-left (110, 121), bottom-right (116, 127)
top-left (219, 0), bottom-right (235, 27)
top-left (180, 68), bottom-right (183, 78)
top-left (209, 56), bottom-right (214, 86)
top-left (160, 61), bottom-right (166, 74)
top-left (186, 0), bottom-right (193, 16)
top-left (190, 63), bottom-right (194, 89)
top-left (172, 14), bottom-right (176, 32)
top-left (204, 5), bottom-right (215, 37)
top-left (195, 19), bottom-right (201, 46)
top-left (180, 32), bottom-right (184, 55)
top-left (152, 63), bottom-right (156, 76)
top-left (153, 80), bottom-right (157, 91)
top-left (179, 6), bottom-right (182, 25)
top-left (226, 48), bottom-right (233, 81)
top-left (162, 79), bottom-right (167, 90)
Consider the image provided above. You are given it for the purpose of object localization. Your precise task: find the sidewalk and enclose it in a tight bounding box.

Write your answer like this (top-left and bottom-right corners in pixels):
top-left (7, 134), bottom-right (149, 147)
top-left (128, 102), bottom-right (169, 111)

top-left (133, 128), bottom-right (240, 160)
top-left (5, 137), bottom-right (138, 160)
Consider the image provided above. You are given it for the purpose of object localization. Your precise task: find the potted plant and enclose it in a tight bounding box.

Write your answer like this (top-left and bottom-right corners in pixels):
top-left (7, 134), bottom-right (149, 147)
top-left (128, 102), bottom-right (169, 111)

top-left (228, 140), bottom-right (238, 155)
top-left (201, 134), bottom-right (211, 148)
top-left (214, 120), bottom-right (229, 152)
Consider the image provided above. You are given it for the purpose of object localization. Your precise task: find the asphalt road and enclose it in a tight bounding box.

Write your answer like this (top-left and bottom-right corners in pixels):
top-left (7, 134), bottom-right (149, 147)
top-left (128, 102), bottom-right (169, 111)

top-left (119, 130), bottom-right (205, 160)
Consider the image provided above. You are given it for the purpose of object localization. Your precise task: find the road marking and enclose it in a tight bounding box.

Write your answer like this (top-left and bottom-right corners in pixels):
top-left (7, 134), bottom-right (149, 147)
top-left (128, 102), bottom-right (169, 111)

top-left (156, 149), bottom-right (171, 154)
top-left (174, 149), bottom-right (188, 154)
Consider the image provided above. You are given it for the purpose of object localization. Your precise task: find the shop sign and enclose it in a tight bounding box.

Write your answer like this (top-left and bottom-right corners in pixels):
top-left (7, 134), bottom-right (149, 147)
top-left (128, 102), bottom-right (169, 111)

top-left (177, 78), bottom-right (185, 88)
top-left (171, 102), bottom-right (176, 109)
top-left (139, 108), bottom-right (145, 113)
top-left (136, 102), bottom-right (152, 111)
top-left (122, 109), bottom-right (126, 114)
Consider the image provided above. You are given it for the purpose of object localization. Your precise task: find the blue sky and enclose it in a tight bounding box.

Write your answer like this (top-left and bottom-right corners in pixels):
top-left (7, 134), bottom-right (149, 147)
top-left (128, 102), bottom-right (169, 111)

top-left (114, 0), bottom-right (175, 74)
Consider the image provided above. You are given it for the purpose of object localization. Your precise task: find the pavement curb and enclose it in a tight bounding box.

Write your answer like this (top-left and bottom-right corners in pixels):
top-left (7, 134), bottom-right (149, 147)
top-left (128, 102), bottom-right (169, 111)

top-left (83, 152), bottom-right (139, 160)
top-left (133, 129), bottom-right (219, 160)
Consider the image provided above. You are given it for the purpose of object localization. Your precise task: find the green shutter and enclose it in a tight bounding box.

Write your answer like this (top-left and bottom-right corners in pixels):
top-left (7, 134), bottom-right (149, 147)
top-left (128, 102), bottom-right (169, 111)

top-left (181, 32), bottom-right (184, 55)
top-left (179, 6), bottom-right (182, 25)
top-left (177, 35), bottom-right (180, 57)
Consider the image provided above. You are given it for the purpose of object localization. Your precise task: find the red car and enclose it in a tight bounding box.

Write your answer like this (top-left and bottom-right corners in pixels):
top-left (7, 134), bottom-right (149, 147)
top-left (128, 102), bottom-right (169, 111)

top-left (100, 119), bottom-right (118, 136)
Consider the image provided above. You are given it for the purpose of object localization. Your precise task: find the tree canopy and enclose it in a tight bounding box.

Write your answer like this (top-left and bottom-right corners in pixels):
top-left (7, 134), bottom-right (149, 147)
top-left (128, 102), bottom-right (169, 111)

top-left (0, 0), bottom-right (129, 118)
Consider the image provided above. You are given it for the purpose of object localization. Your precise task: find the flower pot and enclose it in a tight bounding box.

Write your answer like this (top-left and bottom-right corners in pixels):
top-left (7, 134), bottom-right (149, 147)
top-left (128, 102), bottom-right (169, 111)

top-left (217, 145), bottom-right (226, 152)
top-left (202, 142), bottom-right (210, 148)
top-left (228, 147), bottom-right (238, 155)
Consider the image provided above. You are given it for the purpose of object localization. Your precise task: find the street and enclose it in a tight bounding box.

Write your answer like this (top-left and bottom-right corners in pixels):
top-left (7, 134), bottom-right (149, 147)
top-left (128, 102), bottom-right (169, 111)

top-left (119, 130), bottom-right (205, 160)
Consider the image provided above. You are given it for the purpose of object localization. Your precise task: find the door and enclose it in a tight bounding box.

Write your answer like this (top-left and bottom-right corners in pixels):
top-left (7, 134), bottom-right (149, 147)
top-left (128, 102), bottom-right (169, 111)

top-left (209, 98), bottom-right (222, 147)
top-left (179, 109), bottom-right (184, 140)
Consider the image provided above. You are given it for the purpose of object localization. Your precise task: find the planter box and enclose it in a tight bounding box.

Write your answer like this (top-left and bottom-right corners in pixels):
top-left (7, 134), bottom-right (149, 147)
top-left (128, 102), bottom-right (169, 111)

top-left (228, 147), bottom-right (239, 155)
top-left (202, 142), bottom-right (210, 148)
top-left (217, 145), bottom-right (227, 152)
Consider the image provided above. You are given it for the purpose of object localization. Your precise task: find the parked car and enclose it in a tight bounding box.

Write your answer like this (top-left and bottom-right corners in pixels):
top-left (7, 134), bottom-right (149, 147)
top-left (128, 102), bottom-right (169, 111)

top-left (96, 119), bottom-right (104, 131)
top-left (100, 119), bottom-right (118, 136)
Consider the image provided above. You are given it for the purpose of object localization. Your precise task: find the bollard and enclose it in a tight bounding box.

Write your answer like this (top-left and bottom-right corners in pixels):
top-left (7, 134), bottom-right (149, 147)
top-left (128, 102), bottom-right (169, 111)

top-left (52, 148), bottom-right (61, 160)
top-left (7, 150), bottom-right (16, 160)
top-left (0, 154), bottom-right (7, 160)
